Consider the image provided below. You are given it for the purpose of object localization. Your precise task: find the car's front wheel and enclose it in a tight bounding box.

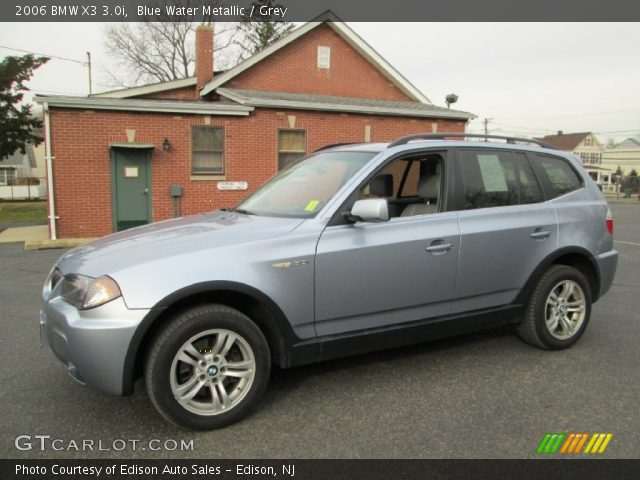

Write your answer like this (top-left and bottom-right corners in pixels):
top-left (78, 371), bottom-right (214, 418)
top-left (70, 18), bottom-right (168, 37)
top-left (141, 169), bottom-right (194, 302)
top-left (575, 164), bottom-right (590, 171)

top-left (145, 304), bottom-right (270, 430)
top-left (517, 265), bottom-right (592, 350)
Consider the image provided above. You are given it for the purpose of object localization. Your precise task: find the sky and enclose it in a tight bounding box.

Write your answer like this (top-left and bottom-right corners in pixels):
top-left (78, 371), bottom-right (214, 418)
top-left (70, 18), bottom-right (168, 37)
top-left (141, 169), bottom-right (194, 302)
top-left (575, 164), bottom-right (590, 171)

top-left (1, 22), bottom-right (639, 144)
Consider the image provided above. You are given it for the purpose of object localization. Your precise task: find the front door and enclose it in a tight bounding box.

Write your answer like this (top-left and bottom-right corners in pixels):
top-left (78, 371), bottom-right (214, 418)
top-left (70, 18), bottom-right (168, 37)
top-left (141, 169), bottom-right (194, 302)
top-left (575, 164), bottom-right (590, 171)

top-left (315, 214), bottom-right (460, 336)
top-left (314, 150), bottom-right (459, 337)
top-left (111, 147), bottom-right (152, 231)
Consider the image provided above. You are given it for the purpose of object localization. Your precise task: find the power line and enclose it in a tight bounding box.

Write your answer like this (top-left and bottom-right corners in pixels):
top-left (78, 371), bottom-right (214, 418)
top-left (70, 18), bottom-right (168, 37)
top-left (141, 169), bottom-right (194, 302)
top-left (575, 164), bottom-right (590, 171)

top-left (472, 119), bottom-right (639, 137)
top-left (492, 122), bottom-right (555, 133)
top-left (592, 129), bottom-right (640, 135)
top-left (0, 45), bottom-right (87, 65)
top-left (496, 108), bottom-right (640, 121)
top-left (494, 125), bottom-right (639, 135)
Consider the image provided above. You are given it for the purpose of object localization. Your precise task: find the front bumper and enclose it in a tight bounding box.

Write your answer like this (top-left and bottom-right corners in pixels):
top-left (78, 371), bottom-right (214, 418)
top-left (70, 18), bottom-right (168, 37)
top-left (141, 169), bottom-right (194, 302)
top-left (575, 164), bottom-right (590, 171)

top-left (40, 296), bottom-right (149, 396)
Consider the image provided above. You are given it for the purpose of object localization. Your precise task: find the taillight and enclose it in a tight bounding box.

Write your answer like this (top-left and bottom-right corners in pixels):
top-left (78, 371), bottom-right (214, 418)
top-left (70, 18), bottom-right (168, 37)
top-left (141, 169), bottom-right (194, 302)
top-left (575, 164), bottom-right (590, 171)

top-left (606, 208), bottom-right (614, 235)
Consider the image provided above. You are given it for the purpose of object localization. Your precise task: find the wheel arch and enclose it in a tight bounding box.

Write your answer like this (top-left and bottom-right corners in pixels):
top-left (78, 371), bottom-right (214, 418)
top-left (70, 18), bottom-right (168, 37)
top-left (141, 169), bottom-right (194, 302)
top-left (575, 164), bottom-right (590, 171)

top-left (122, 281), bottom-right (298, 395)
top-left (515, 247), bottom-right (601, 308)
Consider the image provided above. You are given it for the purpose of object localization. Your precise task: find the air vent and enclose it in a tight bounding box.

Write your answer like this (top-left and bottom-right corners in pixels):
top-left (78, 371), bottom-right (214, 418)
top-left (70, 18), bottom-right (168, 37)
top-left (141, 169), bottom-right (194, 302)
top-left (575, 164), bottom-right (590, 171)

top-left (317, 46), bottom-right (331, 69)
top-left (51, 268), bottom-right (63, 291)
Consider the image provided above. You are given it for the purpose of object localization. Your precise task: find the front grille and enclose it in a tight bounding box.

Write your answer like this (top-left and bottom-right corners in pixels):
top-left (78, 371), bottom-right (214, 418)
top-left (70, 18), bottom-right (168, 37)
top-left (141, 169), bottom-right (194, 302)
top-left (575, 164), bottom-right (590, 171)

top-left (50, 269), bottom-right (63, 291)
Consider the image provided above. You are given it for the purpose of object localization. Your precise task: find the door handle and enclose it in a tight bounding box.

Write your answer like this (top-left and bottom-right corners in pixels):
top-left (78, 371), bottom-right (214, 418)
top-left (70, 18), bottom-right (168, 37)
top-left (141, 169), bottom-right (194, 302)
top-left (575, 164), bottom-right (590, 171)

top-left (530, 229), bottom-right (551, 239)
top-left (143, 188), bottom-right (149, 196)
top-left (426, 241), bottom-right (453, 253)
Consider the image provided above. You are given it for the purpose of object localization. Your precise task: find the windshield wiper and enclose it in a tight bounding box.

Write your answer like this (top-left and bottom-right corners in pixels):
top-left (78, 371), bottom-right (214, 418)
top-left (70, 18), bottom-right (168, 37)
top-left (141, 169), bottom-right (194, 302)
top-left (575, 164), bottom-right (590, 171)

top-left (234, 208), bottom-right (255, 215)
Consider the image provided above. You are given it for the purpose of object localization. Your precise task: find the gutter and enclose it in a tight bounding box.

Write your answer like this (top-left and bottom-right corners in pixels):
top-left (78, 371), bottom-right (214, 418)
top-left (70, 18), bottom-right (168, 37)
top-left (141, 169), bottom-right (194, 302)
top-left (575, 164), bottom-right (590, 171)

top-left (217, 89), bottom-right (474, 121)
top-left (34, 95), bottom-right (253, 116)
top-left (43, 102), bottom-right (57, 240)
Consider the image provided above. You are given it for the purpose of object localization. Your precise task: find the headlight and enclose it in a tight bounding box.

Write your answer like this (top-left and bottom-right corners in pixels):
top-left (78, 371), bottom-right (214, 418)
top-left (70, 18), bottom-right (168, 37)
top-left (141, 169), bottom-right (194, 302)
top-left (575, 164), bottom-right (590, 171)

top-left (59, 274), bottom-right (122, 310)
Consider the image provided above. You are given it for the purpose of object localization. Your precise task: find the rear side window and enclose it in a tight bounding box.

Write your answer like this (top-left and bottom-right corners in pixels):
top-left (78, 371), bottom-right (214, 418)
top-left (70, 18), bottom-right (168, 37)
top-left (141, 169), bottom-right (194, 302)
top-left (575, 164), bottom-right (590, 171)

top-left (536, 154), bottom-right (583, 198)
top-left (514, 153), bottom-right (544, 204)
top-left (460, 150), bottom-right (543, 209)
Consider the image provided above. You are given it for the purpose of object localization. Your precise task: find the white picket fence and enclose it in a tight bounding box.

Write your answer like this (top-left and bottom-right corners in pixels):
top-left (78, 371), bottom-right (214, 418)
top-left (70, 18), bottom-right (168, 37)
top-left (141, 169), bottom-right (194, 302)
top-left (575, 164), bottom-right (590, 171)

top-left (0, 183), bottom-right (47, 200)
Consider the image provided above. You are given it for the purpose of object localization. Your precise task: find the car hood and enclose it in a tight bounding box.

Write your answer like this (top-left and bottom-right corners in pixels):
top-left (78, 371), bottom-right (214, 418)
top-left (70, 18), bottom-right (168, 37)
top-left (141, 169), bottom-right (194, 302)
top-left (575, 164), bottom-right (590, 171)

top-left (57, 210), bottom-right (305, 277)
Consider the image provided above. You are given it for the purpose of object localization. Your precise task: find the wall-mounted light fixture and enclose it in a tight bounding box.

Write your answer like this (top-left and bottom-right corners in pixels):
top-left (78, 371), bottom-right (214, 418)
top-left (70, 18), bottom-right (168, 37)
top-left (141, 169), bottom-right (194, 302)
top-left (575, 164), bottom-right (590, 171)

top-left (162, 138), bottom-right (171, 152)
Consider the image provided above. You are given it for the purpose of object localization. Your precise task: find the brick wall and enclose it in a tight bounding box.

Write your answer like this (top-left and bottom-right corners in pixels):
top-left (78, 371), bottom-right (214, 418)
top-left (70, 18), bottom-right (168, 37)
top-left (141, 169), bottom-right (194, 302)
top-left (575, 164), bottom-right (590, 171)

top-left (48, 107), bottom-right (464, 238)
top-left (139, 86), bottom-right (197, 101)
top-left (227, 25), bottom-right (411, 100)
top-left (139, 24), bottom-right (414, 102)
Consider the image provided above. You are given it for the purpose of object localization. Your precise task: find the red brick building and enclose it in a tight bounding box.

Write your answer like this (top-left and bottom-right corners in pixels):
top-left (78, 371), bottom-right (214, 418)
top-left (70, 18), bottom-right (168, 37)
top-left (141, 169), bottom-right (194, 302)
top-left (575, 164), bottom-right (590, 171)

top-left (36, 13), bottom-right (473, 239)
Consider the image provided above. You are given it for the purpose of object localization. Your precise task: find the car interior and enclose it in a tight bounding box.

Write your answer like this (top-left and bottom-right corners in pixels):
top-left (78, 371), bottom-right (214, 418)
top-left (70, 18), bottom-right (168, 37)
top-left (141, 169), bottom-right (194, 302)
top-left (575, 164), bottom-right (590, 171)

top-left (359, 153), bottom-right (444, 218)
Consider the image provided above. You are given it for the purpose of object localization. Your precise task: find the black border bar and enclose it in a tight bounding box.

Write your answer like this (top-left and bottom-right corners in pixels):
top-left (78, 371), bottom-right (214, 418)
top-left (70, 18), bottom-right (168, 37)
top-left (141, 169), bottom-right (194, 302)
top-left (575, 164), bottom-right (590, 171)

top-left (4, 0), bottom-right (640, 22)
top-left (2, 459), bottom-right (640, 480)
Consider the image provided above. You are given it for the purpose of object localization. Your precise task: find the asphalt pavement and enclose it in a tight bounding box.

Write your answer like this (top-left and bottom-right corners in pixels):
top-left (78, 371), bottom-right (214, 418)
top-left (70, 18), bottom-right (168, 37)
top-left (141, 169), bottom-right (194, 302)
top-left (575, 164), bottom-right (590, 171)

top-left (1, 204), bottom-right (638, 459)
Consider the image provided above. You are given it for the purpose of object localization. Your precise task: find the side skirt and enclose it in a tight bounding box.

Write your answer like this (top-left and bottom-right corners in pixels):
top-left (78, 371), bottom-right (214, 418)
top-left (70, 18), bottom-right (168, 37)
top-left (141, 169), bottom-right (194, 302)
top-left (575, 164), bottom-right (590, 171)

top-left (286, 305), bottom-right (523, 367)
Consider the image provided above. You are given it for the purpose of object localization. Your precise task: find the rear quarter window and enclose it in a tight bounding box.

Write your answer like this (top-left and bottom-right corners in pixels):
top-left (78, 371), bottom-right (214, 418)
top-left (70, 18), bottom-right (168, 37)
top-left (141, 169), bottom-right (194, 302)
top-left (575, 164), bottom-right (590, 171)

top-left (535, 154), bottom-right (583, 198)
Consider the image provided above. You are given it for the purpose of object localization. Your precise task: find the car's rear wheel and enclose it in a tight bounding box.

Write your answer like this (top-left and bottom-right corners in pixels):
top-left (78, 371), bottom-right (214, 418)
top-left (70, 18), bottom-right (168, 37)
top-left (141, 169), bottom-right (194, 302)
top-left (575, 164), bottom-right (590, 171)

top-left (517, 265), bottom-right (592, 349)
top-left (145, 304), bottom-right (270, 430)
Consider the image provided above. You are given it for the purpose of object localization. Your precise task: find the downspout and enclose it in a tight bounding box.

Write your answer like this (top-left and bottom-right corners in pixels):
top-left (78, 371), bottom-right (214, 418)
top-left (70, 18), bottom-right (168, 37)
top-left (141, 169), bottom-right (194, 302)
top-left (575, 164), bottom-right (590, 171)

top-left (43, 102), bottom-right (57, 240)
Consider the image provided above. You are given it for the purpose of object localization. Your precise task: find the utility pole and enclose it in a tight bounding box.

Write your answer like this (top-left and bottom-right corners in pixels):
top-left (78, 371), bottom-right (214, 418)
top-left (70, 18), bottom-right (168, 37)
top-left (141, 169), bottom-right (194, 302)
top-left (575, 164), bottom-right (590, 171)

top-left (483, 118), bottom-right (493, 141)
top-left (86, 52), bottom-right (92, 95)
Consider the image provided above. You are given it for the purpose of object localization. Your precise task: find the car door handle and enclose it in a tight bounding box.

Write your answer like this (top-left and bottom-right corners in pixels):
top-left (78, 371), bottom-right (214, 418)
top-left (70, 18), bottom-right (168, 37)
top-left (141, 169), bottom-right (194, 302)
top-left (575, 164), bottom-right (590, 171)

top-left (426, 241), bottom-right (453, 253)
top-left (530, 229), bottom-right (551, 239)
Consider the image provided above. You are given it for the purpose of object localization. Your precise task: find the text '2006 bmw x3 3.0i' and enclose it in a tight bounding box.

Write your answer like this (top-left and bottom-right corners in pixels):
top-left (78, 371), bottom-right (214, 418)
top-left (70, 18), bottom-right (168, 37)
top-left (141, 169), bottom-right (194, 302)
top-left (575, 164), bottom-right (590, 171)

top-left (41, 133), bottom-right (618, 430)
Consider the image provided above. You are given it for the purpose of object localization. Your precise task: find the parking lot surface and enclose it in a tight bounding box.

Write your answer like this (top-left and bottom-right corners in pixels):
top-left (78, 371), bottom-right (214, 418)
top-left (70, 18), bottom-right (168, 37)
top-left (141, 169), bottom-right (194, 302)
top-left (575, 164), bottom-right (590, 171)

top-left (1, 203), bottom-right (638, 459)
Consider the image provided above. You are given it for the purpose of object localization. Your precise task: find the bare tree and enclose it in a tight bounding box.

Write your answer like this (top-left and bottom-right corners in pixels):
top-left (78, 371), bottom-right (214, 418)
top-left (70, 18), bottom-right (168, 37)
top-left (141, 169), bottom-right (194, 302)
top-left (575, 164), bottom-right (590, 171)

top-left (102, 0), bottom-right (237, 88)
top-left (234, 0), bottom-right (295, 62)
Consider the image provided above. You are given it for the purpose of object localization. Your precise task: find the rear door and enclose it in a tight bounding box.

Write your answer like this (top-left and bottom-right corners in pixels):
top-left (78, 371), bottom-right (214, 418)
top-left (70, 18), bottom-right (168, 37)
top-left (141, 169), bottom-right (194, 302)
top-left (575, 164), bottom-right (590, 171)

top-left (453, 148), bottom-right (557, 313)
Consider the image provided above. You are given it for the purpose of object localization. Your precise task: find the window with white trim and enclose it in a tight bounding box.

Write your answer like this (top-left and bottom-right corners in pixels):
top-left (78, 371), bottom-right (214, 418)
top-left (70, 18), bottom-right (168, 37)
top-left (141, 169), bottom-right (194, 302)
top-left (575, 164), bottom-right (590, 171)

top-left (278, 130), bottom-right (306, 170)
top-left (191, 126), bottom-right (224, 175)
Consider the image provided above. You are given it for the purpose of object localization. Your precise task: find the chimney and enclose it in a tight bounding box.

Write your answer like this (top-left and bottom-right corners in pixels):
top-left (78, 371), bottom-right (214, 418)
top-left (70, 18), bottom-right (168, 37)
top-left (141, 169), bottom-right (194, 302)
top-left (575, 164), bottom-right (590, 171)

top-left (557, 130), bottom-right (563, 136)
top-left (195, 25), bottom-right (214, 94)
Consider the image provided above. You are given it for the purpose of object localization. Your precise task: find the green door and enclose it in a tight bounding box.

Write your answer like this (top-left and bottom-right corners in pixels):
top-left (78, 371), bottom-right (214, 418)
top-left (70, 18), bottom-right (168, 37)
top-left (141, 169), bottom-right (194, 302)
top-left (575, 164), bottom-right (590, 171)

top-left (111, 147), bottom-right (152, 231)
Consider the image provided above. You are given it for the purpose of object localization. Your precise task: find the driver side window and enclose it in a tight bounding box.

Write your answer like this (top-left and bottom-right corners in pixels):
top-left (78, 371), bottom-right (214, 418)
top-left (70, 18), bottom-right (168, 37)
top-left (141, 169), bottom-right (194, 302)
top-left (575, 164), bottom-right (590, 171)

top-left (358, 153), bottom-right (445, 218)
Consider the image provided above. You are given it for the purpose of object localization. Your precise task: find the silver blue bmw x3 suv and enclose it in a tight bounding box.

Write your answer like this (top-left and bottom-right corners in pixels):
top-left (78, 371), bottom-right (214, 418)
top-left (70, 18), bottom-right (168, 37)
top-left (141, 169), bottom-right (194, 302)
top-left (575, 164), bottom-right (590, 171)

top-left (41, 134), bottom-right (618, 429)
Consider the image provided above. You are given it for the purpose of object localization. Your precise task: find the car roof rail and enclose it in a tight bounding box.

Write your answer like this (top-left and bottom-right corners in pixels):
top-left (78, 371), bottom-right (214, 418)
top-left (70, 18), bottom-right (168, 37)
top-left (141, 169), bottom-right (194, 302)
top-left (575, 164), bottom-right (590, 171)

top-left (313, 142), bottom-right (361, 152)
top-left (387, 133), bottom-right (556, 149)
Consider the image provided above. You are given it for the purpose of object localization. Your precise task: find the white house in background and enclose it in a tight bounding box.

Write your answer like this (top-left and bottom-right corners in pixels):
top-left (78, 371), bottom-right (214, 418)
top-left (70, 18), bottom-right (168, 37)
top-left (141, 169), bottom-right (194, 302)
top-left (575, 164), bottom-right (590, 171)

top-left (0, 147), bottom-right (35, 184)
top-left (0, 144), bottom-right (47, 199)
top-left (537, 131), bottom-right (610, 185)
top-left (603, 138), bottom-right (640, 183)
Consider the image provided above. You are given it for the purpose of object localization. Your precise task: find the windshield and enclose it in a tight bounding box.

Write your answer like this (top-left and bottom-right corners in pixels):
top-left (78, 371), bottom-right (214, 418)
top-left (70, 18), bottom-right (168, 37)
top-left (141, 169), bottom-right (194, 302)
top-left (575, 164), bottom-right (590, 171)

top-left (235, 151), bottom-right (375, 218)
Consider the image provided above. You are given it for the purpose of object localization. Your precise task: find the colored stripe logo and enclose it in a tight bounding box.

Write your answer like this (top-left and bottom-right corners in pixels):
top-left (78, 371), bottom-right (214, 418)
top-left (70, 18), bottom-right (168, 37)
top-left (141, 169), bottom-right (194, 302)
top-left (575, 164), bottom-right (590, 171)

top-left (537, 433), bottom-right (613, 454)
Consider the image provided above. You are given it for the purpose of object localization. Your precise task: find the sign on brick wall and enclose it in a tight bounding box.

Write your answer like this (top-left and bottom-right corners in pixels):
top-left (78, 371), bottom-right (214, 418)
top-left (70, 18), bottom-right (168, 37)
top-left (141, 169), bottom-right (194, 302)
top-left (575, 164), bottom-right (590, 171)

top-left (217, 181), bottom-right (248, 191)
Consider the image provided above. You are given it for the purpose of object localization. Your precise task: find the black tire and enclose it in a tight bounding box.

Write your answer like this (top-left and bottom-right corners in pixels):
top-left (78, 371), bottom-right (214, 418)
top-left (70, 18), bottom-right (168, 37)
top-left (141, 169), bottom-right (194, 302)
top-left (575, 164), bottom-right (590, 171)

top-left (145, 304), bottom-right (270, 430)
top-left (517, 265), bottom-right (592, 350)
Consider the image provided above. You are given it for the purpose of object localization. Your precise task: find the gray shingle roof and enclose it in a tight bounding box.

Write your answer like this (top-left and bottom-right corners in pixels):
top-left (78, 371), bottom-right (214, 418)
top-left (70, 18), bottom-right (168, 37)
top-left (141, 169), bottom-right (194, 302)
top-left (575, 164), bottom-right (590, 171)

top-left (536, 132), bottom-right (590, 151)
top-left (2, 146), bottom-right (35, 167)
top-left (216, 88), bottom-right (474, 120)
top-left (615, 138), bottom-right (640, 149)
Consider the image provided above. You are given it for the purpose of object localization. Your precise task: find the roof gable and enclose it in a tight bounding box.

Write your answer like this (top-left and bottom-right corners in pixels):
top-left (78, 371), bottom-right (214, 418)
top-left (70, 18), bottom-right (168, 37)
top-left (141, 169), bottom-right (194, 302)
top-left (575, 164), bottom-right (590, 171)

top-left (538, 132), bottom-right (591, 151)
top-left (201, 11), bottom-right (430, 103)
top-left (94, 77), bottom-right (196, 99)
top-left (2, 147), bottom-right (34, 167)
top-left (615, 138), bottom-right (640, 149)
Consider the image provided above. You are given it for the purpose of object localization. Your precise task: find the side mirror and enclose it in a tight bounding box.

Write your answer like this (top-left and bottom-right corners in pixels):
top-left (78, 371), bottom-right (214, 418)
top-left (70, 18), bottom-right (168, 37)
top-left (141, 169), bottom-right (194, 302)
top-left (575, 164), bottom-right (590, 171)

top-left (350, 198), bottom-right (390, 223)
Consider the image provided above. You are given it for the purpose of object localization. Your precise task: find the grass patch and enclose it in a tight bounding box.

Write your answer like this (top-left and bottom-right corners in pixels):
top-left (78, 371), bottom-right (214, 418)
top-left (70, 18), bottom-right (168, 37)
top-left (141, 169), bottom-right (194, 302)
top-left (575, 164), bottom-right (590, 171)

top-left (0, 202), bottom-right (48, 223)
